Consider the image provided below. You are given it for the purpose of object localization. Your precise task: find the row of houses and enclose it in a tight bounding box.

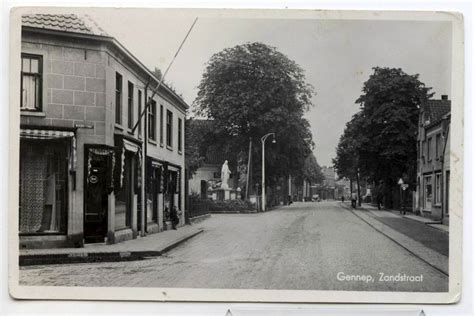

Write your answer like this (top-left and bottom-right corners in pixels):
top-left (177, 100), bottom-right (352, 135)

top-left (414, 95), bottom-right (451, 224)
top-left (19, 14), bottom-right (187, 248)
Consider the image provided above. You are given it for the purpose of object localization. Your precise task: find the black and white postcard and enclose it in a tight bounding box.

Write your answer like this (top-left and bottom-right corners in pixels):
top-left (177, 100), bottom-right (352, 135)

top-left (8, 7), bottom-right (464, 304)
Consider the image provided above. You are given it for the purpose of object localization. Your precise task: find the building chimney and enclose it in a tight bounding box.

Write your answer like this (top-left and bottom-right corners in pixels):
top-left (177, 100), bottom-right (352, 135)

top-left (441, 95), bottom-right (448, 100)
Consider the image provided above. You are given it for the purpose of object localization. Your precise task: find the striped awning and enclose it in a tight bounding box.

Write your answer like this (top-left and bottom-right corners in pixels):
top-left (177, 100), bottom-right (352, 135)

top-left (20, 129), bottom-right (75, 140)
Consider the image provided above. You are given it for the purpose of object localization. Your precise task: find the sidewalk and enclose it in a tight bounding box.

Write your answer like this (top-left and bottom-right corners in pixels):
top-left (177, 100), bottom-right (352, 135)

top-left (363, 203), bottom-right (446, 226)
top-left (20, 224), bottom-right (204, 266)
top-left (361, 204), bottom-right (449, 256)
top-left (340, 202), bottom-right (448, 275)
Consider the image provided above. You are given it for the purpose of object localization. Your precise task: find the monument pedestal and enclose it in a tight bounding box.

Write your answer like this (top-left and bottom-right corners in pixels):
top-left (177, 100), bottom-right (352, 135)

top-left (209, 188), bottom-right (241, 201)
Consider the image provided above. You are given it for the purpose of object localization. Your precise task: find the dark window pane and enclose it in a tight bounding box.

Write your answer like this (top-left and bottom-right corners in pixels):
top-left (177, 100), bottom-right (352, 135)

top-left (115, 73), bottom-right (122, 124)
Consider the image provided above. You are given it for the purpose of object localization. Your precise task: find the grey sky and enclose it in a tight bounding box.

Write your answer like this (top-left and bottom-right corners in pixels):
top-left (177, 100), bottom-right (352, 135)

top-left (88, 10), bottom-right (452, 166)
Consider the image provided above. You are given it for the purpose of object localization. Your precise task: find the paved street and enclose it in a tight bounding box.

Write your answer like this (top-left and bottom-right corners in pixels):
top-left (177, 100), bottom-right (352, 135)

top-left (20, 201), bottom-right (448, 292)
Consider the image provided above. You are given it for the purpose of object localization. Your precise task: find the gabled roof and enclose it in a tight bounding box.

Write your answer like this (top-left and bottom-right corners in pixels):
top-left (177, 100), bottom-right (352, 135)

top-left (22, 14), bottom-right (108, 36)
top-left (423, 98), bottom-right (451, 129)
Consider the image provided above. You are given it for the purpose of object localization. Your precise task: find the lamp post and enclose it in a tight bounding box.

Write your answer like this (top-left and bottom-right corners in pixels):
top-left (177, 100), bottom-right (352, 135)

top-left (398, 178), bottom-right (404, 214)
top-left (261, 132), bottom-right (276, 212)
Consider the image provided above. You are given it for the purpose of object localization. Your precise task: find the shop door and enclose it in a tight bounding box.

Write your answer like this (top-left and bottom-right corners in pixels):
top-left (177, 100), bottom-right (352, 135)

top-left (84, 154), bottom-right (108, 243)
top-left (152, 168), bottom-right (159, 223)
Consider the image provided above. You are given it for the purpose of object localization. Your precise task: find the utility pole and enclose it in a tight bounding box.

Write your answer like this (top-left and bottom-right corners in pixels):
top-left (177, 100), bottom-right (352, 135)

top-left (245, 138), bottom-right (252, 200)
top-left (131, 17), bottom-right (198, 135)
top-left (140, 81), bottom-right (150, 237)
top-left (261, 132), bottom-right (276, 212)
top-left (129, 18), bottom-right (198, 237)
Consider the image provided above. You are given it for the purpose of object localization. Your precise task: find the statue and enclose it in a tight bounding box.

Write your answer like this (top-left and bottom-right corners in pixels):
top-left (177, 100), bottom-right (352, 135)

top-left (220, 160), bottom-right (231, 189)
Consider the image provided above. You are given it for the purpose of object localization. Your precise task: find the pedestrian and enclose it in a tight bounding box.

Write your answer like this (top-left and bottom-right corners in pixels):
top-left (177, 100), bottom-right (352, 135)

top-left (351, 193), bottom-right (357, 208)
top-left (170, 206), bottom-right (180, 230)
top-left (341, 195), bottom-right (345, 203)
top-left (376, 191), bottom-right (384, 210)
top-left (400, 198), bottom-right (407, 215)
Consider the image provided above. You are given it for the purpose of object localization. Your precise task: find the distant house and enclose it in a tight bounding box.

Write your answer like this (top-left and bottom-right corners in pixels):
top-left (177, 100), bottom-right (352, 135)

top-left (415, 95), bottom-right (451, 223)
top-left (187, 120), bottom-right (237, 199)
top-left (311, 166), bottom-right (336, 200)
top-left (335, 177), bottom-right (351, 200)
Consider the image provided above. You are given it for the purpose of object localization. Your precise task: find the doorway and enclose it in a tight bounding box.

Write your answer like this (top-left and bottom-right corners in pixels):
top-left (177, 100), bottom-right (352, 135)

top-left (84, 146), bottom-right (114, 243)
top-left (84, 152), bottom-right (108, 243)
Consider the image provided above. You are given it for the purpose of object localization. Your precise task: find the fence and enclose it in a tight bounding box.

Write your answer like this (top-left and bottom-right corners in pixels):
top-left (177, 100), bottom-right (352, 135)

top-left (188, 199), bottom-right (212, 218)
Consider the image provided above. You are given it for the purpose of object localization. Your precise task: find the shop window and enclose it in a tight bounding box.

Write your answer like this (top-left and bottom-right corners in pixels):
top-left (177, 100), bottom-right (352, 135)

top-left (424, 176), bottom-right (432, 209)
top-left (445, 171), bottom-right (450, 215)
top-left (19, 141), bottom-right (68, 234)
top-left (115, 152), bottom-right (133, 229)
top-left (435, 173), bottom-right (441, 205)
top-left (21, 54), bottom-right (42, 111)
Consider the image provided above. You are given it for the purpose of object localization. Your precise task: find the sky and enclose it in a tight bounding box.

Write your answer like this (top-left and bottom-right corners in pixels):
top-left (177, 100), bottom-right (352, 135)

top-left (87, 9), bottom-right (452, 166)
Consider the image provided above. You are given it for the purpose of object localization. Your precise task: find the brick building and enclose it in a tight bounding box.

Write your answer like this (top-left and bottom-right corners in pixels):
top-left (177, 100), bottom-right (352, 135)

top-left (415, 96), bottom-right (451, 223)
top-left (19, 14), bottom-right (188, 248)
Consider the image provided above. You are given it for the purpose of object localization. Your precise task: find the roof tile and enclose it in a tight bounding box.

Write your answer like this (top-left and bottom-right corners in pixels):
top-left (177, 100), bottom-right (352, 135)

top-left (22, 14), bottom-right (108, 36)
top-left (424, 98), bottom-right (451, 128)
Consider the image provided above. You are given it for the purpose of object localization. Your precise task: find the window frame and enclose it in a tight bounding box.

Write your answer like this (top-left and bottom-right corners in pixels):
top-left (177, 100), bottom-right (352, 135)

top-left (20, 54), bottom-right (43, 112)
top-left (427, 137), bottom-right (432, 161)
top-left (115, 73), bottom-right (123, 125)
top-left (137, 90), bottom-right (142, 137)
top-left (160, 105), bottom-right (164, 146)
top-left (166, 109), bottom-right (173, 149)
top-left (127, 81), bottom-right (134, 130)
top-left (435, 133), bottom-right (442, 159)
top-left (424, 175), bottom-right (432, 208)
top-left (148, 98), bottom-right (157, 141)
top-left (435, 173), bottom-right (442, 205)
top-left (19, 140), bottom-right (68, 235)
top-left (178, 117), bottom-right (183, 153)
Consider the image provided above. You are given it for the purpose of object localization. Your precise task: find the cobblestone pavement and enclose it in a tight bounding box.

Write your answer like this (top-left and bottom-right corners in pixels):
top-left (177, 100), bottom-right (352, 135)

top-left (20, 201), bottom-right (448, 292)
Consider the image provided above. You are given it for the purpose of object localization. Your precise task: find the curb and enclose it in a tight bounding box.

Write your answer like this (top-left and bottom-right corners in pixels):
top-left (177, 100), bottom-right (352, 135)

top-left (189, 213), bottom-right (211, 224)
top-left (426, 223), bottom-right (450, 234)
top-left (19, 229), bottom-right (204, 266)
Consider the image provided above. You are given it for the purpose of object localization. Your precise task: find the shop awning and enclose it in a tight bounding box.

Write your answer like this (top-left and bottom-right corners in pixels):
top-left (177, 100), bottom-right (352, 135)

top-left (123, 139), bottom-right (140, 153)
top-left (151, 161), bottom-right (163, 168)
top-left (20, 129), bottom-right (75, 140)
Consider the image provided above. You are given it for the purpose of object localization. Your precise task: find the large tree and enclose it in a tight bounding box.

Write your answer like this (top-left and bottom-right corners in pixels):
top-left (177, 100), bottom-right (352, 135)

top-left (194, 42), bottom-right (315, 188)
top-left (300, 153), bottom-right (324, 185)
top-left (333, 113), bottom-right (365, 204)
top-left (334, 67), bottom-right (433, 207)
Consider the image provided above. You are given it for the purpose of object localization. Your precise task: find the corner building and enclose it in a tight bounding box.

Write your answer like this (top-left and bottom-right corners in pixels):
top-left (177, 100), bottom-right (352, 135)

top-left (19, 14), bottom-right (187, 248)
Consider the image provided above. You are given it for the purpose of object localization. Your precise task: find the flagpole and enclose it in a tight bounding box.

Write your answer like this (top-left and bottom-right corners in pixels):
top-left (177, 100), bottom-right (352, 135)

top-left (131, 17), bottom-right (198, 134)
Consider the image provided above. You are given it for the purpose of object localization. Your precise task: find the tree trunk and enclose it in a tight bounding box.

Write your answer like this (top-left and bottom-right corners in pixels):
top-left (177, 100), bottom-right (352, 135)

top-left (356, 171), bottom-right (361, 206)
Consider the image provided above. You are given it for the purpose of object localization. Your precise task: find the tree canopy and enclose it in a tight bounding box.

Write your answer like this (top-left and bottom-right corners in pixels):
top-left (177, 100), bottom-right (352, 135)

top-left (193, 42), bottom-right (316, 186)
top-left (301, 153), bottom-right (324, 185)
top-left (333, 67), bottom-right (433, 206)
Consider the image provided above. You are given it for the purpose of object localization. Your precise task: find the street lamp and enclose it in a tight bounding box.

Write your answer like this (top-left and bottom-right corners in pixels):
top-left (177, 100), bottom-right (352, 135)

top-left (261, 132), bottom-right (276, 212)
